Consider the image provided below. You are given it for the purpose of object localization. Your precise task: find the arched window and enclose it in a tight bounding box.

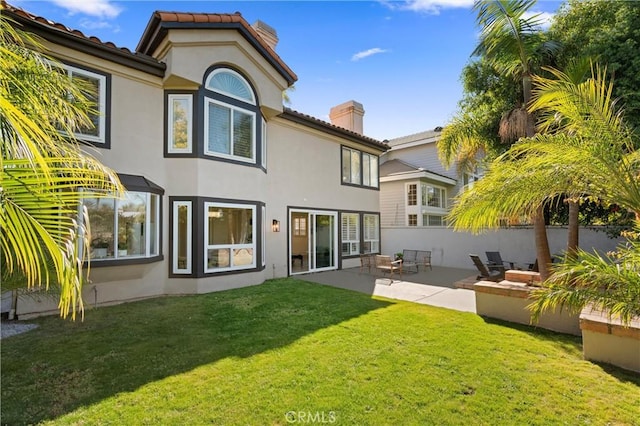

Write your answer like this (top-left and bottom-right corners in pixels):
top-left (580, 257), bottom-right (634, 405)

top-left (203, 67), bottom-right (260, 164)
top-left (205, 69), bottom-right (256, 104)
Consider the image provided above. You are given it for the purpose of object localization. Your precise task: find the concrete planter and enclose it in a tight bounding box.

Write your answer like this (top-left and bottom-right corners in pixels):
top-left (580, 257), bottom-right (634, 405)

top-left (580, 307), bottom-right (640, 373)
top-left (474, 280), bottom-right (581, 335)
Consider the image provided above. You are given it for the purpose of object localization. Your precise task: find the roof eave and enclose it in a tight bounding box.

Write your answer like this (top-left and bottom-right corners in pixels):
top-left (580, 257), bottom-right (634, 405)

top-left (7, 9), bottom-right (166, 77)
top-left (280, 109), bottom-right (388, 153)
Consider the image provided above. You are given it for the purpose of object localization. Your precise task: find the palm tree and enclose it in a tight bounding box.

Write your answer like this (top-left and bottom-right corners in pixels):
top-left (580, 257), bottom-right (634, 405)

top-left (441, 0), bottom-right (559, 278)
top-left (448, 63), bottom-right (639, 324)
top-left (1, 13), bottom-right (123, 319)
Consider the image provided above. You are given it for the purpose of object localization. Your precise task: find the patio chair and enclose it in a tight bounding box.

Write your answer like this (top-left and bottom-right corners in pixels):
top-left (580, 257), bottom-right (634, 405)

top-left (416, 250), bottom-right (432, 271)
top-left (485, 251), bottom-right (516, 270)
top-left (360, 254), bottom-right (373, 273)
top-left (375, 255), bottom-right (403, 281)
top-left (470, 254), bottom-right (503, 282)
top-left (401, 249), bottom-right (418, 273)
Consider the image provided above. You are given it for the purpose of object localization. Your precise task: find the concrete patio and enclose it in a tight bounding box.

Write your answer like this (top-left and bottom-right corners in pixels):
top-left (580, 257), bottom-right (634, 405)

top-left (297, 265), bottom-right (478, 313)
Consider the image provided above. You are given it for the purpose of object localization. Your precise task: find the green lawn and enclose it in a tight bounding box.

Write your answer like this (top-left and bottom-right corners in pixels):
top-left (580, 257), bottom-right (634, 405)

top-left (1, 279), bottom-right (639, 425)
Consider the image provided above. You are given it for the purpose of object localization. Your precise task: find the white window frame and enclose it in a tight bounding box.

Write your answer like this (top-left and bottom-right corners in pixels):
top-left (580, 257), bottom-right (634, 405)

top-left (408, 214), bottom-right (418, 227)
top-left (421, 183), bottom-right (447, 209)
top-left (262, 205), bottom-right (266, 267)
top-left (85, 191), bottom-right (160, 261)
top-left (341, 213), bottom-right (360, 256)
top-left (172, 201), bottom-right (192, 274)
top-left (167, 94), bottom-right (193, 154)
top-left (422, 214), bottom-right (446, 227)
top-left (205, 68), bottom-right (256, 104)
top-left (204, 202), bottom-right (257, 273)
top-left (363, 214), bottom-right (379, 254)
top-left (362, 153), bottom-right (379, 188)
top-left (406, 183), bottom-right (418, 206)
top-left (261, 120), bottom-right (267, 169)
top-left (59, 63), bottom-right (107, 144)
top-left (204, 97), bottom-right (256, 163)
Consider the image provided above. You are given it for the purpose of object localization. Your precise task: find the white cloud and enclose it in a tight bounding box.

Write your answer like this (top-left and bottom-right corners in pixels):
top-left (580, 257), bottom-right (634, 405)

top-left (523, 11), bottom-right (555, 29)
top-left (51, 0), bottom-right (122, 19)
top-left (351, 48), bottom-right (389, 62)
top-left (381, 0), bottom-right (473, 15)
top-left (79, 18), bottom-right (119, 31)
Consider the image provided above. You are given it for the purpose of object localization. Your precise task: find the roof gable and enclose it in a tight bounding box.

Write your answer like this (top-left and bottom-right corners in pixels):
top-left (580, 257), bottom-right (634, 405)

top-left (136, 11), bottom-right (297, 86)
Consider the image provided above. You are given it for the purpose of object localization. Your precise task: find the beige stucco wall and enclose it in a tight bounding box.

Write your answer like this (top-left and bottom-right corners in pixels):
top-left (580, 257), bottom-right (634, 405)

top-left (474, 282), bottom-right (581, 336)
top-left (16, 24), bottom-right (382, 318)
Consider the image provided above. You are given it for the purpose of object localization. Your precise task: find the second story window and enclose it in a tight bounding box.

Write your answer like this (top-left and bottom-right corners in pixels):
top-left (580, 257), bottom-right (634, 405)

top-left (203, 68), bottom-right (260, 164)
top-left (56, 62), bottom-right (109, 146)
top-left (407, 184), bottom-right (417, 206)
top-left (341, 146), bottom-right (379, 189)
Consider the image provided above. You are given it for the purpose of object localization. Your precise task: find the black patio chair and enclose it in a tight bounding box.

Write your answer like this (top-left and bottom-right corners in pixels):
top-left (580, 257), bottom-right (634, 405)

top-left (470, 254), bottom-right (504, 282)
top-left (485, 251), bottom-right (516, 270)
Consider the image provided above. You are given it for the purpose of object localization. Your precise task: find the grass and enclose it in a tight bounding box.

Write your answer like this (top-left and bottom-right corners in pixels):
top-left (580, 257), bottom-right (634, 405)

top-left (1, 278), bottom-right (639, 425)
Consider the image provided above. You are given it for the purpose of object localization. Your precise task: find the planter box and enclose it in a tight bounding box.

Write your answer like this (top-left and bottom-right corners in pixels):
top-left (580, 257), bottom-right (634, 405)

top-left (580, 307), bottom-right (640, 373)
top-left (474, 280), bottom-right (581, 336)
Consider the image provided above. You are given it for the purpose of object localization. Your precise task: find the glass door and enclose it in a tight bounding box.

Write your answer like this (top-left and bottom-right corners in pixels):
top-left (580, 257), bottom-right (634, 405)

top-left (290, 210), bottom-right (337, 275)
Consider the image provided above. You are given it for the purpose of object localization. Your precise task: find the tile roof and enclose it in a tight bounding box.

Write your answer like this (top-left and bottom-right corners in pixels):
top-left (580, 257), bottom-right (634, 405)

top-left (386, 129), bottom-right (443, 147)
top-left (136, 11), bottom-right (297, 85)
top-left (2, 1), bottom-right (165, 75)
top-left (281, 108), bottom-right (388, 152)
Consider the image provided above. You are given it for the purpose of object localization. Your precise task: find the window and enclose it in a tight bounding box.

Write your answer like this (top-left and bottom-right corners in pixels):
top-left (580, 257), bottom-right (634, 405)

top-left (59, 63), bottom-right (108, 145)
top-left (342, 147), bottom-right (361, 185)
top-left (463, 170), bottom-right (480, 190)
top-left (84, 191), bottom-right (160, 261)
top-left (172, 201), bottom-right (192, 274)
top-left (202, 67), bottom-right (260, 164)
top-left (204, 202), bottom-right (256, 272)
top-left (261, 120), bottom-right (267, 169)
top-left (341, 147), bottom-right (379, 188)
top-left (262, 206), bottom-right (266, 267)
top-left (408, 214), bottom-right (417, 226)
top-left (168, 94), bottom-right (193, 153)
top-left (204, 99), bottom-right (255, 162)
top-left (294, 217), bottom-right (307, 236)
top-left (362, 153), bottom-right (379, 188)
top-left (363, 214), bottom-right (379, 254)
top-left (421, 184), bottom-right (446, 208)
top-left (341, 213), bottom-right (360, 256)
top-left (422, 214), bottom-right (445, 227)
top-left (407, 184), bottom-right (417, 206)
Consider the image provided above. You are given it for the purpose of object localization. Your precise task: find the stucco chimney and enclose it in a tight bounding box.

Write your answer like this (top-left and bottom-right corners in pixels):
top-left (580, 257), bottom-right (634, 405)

top-left (252, 20), bottom-right (278, 50)
top-left (329, 100), bottom-right (365, 134)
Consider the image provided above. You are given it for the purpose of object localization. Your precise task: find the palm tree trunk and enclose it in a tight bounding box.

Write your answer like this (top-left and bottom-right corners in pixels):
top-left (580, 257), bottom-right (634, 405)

top-left (567, 200), bottom-right (579, 258)
top-left (533, 204), bottom-right (553, 280)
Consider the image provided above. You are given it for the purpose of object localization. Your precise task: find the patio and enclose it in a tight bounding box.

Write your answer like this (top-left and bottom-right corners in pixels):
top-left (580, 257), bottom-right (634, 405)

top-left (298, 265), bottom-right (478, 313)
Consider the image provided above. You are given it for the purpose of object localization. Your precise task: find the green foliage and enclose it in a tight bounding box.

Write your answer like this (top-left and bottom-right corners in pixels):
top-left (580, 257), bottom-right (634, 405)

top-left (2, 279), bottom-right (639, 424)
top-left (551, 0), bottom-right (640, 132)
top-left (0, 12), bottom-right (123, 319)
top-left (529, 236), bottom-right (640, 325)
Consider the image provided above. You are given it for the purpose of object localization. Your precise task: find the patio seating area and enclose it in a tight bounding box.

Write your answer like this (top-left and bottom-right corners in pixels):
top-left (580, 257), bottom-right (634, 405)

top-left (301, 265), bottom-right (478, 313)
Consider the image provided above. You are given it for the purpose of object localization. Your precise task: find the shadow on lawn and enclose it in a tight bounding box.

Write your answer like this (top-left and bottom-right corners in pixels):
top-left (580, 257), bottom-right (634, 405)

top-left (481, 317), bottom-right (640, 385)
top-left (0, 279), bottom-right (394, 424)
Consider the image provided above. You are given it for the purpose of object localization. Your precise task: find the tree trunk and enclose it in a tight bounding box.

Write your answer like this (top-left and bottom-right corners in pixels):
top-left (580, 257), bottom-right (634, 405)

top-left (567, 199), bottom-right (579, 258)
top-left (533, 205), bottom-right (553, 280)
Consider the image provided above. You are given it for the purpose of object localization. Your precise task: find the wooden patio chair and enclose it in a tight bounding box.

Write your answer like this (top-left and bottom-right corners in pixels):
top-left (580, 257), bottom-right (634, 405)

top-left (470, 254), bottom-right (503, 282)
top-left (375, 255), bottom-right (403, 281)
top-left (360, 254), bottom-right (373, 273)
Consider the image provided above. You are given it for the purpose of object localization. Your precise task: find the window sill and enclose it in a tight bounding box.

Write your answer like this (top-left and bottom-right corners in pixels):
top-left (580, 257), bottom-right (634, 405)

top-left (86, 255), bottom-right (163, 268)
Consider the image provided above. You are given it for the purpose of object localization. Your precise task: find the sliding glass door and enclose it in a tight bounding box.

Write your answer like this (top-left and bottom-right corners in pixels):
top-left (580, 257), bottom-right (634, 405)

top-left (290, 210), bottom-right (337, 275)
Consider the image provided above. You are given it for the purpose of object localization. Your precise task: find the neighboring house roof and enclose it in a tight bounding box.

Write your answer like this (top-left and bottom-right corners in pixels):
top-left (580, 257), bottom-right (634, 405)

top-left (281, 108), bottom-right (388, 153)
top-left (3, 2), bottom-right (166, 76)
top-left (386, 128), bottom-right (442, 150)
top-left (136, 11), bottom-right (298, 86)
top-left (379, 159), bottom-right (456, 186)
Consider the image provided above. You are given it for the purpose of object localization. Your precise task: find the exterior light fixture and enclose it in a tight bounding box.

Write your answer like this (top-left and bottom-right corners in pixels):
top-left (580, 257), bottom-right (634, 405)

top-left (272, 219), bottom-right (280, 232)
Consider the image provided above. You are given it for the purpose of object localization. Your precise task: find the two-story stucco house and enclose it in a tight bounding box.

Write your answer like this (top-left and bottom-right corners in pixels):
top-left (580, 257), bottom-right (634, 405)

top-left (6, 4), bottom-right (387, 317)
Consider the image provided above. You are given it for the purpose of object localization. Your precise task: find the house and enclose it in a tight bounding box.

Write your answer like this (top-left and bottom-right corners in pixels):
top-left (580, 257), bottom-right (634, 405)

top-left (379, 129), bottom-right (480, 228)
top-left (379, 129), bottom-right (622, 269)
top-left (5, 4), bottom-right (387, 318)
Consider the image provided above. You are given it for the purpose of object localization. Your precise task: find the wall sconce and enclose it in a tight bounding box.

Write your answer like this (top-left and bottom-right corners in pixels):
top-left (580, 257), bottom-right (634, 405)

top-left (272, 219), bottom-right (280, 233)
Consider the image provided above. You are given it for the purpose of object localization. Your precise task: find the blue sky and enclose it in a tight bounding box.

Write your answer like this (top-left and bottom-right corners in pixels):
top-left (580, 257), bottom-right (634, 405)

top-left (15, 0), bottom-right (563, 141)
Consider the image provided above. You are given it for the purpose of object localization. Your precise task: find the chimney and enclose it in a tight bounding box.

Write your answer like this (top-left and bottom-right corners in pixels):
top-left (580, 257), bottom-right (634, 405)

top-left (252, 20), bottom-right (278, 51)
top-left (329, 100), bottom-right (365, 134)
